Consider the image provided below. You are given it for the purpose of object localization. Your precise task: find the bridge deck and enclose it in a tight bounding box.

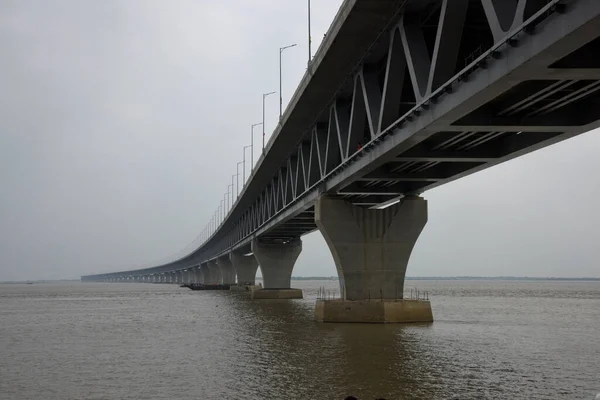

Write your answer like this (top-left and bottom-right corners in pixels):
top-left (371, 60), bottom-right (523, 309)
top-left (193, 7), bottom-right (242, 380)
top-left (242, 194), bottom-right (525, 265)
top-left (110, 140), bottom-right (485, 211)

top-left (84, 0), bottom-right (600, 280)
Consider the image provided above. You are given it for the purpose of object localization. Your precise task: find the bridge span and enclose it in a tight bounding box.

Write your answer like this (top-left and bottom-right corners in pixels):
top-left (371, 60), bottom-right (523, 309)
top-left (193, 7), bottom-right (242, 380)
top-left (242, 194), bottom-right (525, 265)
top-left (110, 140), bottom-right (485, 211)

top-left (83, 0), bottom-right (600, 322)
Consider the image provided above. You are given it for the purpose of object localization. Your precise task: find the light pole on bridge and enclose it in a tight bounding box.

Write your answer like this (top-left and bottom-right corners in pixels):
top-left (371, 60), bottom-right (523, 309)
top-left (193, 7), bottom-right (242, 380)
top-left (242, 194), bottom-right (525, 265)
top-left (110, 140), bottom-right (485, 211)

top-left (262, 91), bottom-right (276, 154)
top-left (231, 175), bottom-right (236, 207)
top-left (236, 162), bottom-right (243, 197)
top-left (220, 200), bottom-right (224, 225)
top-left (227, 183), bottom-right (233, 214)
top-left (243, 145), bottom-right (251, 184)
top-left (279, 43), bottom-right (297, 120)
top-left (251, 122), bottom-right (262, 172)
top-left (308, 0), bottom-right (312, 64)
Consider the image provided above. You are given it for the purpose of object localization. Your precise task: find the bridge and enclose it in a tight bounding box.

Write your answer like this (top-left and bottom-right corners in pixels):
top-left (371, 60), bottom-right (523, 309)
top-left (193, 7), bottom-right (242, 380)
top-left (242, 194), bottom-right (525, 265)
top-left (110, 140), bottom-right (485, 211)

top-left (82, 0), bottom-right (600, 322)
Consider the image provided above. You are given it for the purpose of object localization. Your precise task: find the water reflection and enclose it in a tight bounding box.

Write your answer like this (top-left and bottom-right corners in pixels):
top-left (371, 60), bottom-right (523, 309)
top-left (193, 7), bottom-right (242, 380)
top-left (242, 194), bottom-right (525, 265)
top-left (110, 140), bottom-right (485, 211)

top-left (228, 294), bottom-right (437, 399)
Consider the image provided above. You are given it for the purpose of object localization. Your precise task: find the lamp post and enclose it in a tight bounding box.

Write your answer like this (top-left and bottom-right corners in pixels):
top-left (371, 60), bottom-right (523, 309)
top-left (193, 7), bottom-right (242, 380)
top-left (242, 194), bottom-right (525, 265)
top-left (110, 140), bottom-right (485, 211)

top-left (243, 145), bottom-right (251, 183)
top-left (226, 188), bottom-right (230, 214)
top-left (236, 161), bottom-right (243, 196)
top-left (262, 91), bottom-right (276, 154)
top-left (251, 122), bottom-right (262, 171)
top-left (308, 0), bottom-right (312, 64)
top-left (279, 43), bottom-right (297, 119)
top-left (230, 175), bottom-right (235, 205)
top-left (220, 200), bottom-right (224, 223)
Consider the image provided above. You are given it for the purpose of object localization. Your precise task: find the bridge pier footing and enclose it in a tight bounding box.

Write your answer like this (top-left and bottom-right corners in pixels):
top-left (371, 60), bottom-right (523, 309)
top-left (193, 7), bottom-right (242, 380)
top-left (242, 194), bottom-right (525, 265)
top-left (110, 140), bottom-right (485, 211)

top-left (314, 195), bottom-right (432, 323)
top-left (251, 238), bottom-right (303, 299)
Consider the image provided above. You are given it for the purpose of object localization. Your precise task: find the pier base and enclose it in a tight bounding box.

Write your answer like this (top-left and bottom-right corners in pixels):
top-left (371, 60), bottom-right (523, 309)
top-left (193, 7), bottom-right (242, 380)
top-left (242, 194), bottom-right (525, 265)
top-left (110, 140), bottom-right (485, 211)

top-left (314, 299), bottom-right (433, 323)
top-left (251, 288), bottom-right (303, 299)
top-left (230, 284), bottom-right (262, 292)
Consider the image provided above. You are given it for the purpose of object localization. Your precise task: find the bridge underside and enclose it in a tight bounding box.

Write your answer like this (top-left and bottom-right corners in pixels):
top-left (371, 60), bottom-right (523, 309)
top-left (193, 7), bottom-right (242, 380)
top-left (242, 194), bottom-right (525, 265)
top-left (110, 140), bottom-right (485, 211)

top-left (84, 0), bottom-right (600, 322)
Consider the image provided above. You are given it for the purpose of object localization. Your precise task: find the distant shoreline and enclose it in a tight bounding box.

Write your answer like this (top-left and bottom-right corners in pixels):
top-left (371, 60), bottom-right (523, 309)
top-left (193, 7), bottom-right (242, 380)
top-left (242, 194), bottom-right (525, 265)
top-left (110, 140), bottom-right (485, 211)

top-left (2, 276), bottom-right (599, 284)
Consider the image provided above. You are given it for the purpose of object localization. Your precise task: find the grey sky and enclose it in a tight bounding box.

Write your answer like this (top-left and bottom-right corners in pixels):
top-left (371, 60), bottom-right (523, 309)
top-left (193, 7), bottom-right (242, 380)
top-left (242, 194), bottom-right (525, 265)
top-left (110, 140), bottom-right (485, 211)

top-left (1, 1), bottom-right (599, 281)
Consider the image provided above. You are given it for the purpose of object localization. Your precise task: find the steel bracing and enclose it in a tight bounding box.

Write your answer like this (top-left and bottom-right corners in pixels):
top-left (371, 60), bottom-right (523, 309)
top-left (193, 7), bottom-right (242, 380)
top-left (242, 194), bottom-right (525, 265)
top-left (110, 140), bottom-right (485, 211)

top-left (83, 0), bottom-right (600, 281)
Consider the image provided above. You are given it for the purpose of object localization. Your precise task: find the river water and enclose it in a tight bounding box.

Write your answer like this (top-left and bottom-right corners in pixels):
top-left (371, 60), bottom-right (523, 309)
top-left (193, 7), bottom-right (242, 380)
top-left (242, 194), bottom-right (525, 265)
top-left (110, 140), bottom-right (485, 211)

top-left (0, 280), bottom-right (598, 400)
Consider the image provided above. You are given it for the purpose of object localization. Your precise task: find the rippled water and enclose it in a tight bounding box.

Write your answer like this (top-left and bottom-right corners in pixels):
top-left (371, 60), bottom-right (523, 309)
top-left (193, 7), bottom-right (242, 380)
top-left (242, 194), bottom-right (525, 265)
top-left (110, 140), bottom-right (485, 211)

top-left (1, 280), bottom-right (599, 399)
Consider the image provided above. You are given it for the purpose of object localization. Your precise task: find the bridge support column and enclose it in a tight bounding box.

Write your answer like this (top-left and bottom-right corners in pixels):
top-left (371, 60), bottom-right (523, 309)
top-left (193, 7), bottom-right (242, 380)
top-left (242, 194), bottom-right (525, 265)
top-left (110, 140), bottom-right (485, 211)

top-left (200, 264), bottom-right (210, 284)
top-left (250, 238), bottom-right (303, 299)
top-left (314, 196), bottom-right (433, 323)
top-left (230, 251), bottom-right (259, 290)
top-left (207, 261), bottom-right (222, 284)
top-left (217, 258), bottom-right (236, 285)
top-left (193, 266), bottom-right (202, 284)
top-left (189, 266), bottom-right (197, 284)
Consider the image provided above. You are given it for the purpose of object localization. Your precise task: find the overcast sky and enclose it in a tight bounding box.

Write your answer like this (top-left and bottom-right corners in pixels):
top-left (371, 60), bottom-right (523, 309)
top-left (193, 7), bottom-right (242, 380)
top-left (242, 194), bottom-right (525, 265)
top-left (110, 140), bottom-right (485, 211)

top-left (1, 0), bottom-right (599, 281)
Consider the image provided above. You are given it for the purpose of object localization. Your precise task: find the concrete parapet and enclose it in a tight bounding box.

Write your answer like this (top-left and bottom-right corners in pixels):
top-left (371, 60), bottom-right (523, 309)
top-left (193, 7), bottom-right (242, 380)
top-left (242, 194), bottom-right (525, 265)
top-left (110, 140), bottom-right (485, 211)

top-left (251, 288), bottom-right (303, 299)
top-left (315, 299), bottom-right (433, 323)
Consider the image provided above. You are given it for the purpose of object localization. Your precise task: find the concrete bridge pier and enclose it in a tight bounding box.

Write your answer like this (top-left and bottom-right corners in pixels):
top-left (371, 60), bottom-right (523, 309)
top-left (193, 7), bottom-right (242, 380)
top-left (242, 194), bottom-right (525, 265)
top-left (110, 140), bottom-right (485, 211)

top-left (217, 257), bottom-right (236, 285)
top-left (207, 260), bottom-right (222, 284)
top-left (251, 238), bottom-right (303, 299)
top-left (314, 196), bottom-right (433, 323)
top-left (190, 266), bottom-right (200, 284)
top-left (229, 251), bottom-right (259, 291)
top-left (184, 269), bottom-right (192, 284)
top-left (200, 264), bottom-right (210, 283)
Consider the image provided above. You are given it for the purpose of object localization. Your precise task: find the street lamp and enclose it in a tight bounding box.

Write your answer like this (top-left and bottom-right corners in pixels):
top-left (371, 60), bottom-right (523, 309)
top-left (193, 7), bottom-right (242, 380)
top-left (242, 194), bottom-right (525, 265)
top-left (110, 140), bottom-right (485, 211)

top-left (230, 175), bottom-right (236, 205)
top-left (243, 145), bottom-right (251, 183)
top-left (308, 0), bottom-right (312, 64)
top-left (225, 188), bottom-right (230, 215)
top-left (236, 161), bottom-right (243, 196)
top-left (280, 43), bottom-right (297, 119)
top-left (262, 91), bottom-right (276, 153)
top-left (251, 122), bottom-right (262, 171)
